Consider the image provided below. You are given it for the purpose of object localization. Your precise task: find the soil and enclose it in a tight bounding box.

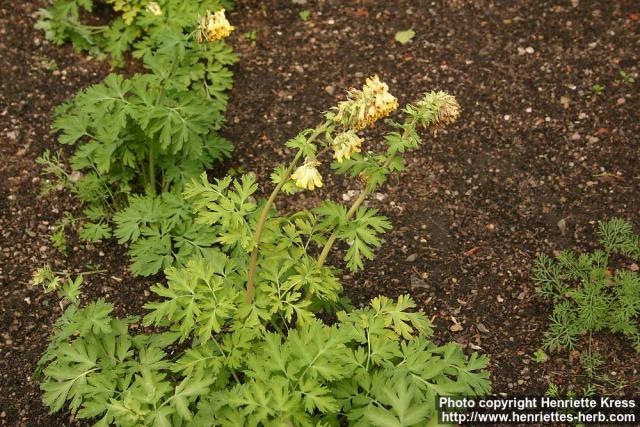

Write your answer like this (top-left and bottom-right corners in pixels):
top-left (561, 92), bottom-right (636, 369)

top-left (1, 0), bottom-right (639, 425)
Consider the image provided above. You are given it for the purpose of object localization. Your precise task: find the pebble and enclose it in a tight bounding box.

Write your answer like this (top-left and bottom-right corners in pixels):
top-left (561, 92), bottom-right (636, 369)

top-left (586, 136), bottom-right (599, 144)
top-left (616, 97), bottom-right (626, 105)
top-left (406, 253), bottom-right (418, 262)
top-left (450, 323), bottom-right (463, 332)
top-left (477, 323), bottom-right (490, 334)
top-left (570, 132), bottom-right (581, 141)
top-left (324, 85), bottom-right (334, 95)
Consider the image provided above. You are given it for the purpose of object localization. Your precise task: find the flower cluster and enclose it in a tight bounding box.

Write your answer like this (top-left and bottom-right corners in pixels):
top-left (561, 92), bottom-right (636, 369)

top-left (291, 159), bottom-right (323, 190)
top-left (335, 75), bottom-right (399, 130)
top-left (196, 9), bottom-right (234, 43)
top-left (410, 91), bottom-right (461, 132)
top-left (288, 78), bottom-right (460, 192)
top-left (332, 130), bottom-right (363, 163)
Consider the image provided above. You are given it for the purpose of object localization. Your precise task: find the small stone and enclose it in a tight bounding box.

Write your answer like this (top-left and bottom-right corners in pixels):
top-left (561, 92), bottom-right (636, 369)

top-left (450, 323), bottom-right (463, 332)
top-left (410, 275), bottom-right (429, 289)
top-left (586, 136), bottom-right (599, 144)
top-left (324, 85), bottom-right (335, 95)
top-left (557, 218), bottom-right (567, 236)
top-left (560, 96), bottom-right (571, 109)
top-left (406, 253), bottom-right (418, 262)
top-left (570, 132), bottom-right (581, 141)
top-left (477, 323), bottom-right (490, 334)
top-left (617, 97), bottom-right (626, 105)
top-left (503, 114), bottom-right (511, 121)
top-left (525, 46), bottom-right (535, 54)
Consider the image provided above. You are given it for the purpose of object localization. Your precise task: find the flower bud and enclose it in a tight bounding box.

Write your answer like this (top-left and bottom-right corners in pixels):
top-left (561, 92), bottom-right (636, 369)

top-left (413, 91), bottom-right (460, 132)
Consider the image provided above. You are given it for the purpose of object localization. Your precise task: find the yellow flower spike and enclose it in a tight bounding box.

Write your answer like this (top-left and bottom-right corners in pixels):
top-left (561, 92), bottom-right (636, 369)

top-left (146, 2), bottom-right (162, 16)
top-left (334, 75), bottom-right (398, 130)
top-left (196, 9), bottom-right (234, 43)
top-left (291, 159), bottom-right (323, 190)
top-left (332, 131), bottom-right (363, 163)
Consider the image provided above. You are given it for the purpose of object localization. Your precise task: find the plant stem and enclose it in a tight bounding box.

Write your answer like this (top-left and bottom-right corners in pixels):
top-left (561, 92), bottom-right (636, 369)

top-left (245, 124), bottom-right (328, 303)
top-left (316, 188), bottom-right (368, 268)
top-left (148, 142), bottom-right (156, 195)
top-left (309, 120), bottom-right (419, 300)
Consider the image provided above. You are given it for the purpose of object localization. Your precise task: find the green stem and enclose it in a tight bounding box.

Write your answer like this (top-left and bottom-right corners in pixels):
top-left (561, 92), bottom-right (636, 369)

top-left (309, 120), bottom-right (419, 300)
top-left (148, 142), bottom-right (156, 195)
top-left (245, 124), bottom-right (328, 303)
top-left (316, 188), bottom-right (368, 268)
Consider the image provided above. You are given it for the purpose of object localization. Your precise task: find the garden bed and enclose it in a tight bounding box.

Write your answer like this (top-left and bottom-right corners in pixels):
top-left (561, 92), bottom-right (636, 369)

top-left (1, 0), bottom-right (639, 425)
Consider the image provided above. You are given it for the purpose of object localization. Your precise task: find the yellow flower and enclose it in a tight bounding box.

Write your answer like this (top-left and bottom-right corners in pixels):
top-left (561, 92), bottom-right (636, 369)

top-left (335, 75), bottom-right (399, 130)
top-left (332, 131), bottom-right (363, 163)
top-left (291, 159), bottom-right (323, 190)
top-left (146, 2), bottom-right (162, 16)
top-left (196, 9), bottom-right (234, 43)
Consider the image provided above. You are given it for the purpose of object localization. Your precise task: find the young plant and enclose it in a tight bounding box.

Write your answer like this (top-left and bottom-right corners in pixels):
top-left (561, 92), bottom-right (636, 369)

top-left (38, 77), bottom-right (491, 425)
top-left (533, 218), bottom-right (640, 376)
top-left (619, 70), bottom-right (636, 84)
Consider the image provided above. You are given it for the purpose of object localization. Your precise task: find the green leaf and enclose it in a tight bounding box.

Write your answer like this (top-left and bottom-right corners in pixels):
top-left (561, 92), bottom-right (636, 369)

top-left (338, 207), bottom-right (392, 272)
top-left (78, 222), bottom-right (112, 242)
top-left (394, 29), bottom-right (415, 45)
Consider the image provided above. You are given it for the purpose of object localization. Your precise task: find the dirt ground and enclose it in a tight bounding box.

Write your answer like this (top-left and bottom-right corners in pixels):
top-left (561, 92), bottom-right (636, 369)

top-left (1, 0), bottom-right (639, 425)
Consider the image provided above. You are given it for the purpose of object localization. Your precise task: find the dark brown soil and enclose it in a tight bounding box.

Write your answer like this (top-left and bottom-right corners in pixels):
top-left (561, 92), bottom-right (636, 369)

top-left (1, 0), bottom-right (639, 425)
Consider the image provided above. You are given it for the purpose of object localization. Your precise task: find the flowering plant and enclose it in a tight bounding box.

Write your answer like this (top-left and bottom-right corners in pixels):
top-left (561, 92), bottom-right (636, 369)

top-left (38, 5), bottom-right (237, 276)
top-left (36, 0), bottom-right (234, 64)
top-left (37, 76), bottom-right (490, 426)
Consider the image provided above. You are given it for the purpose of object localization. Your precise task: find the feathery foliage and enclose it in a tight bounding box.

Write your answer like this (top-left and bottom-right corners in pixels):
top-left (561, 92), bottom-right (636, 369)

top-left (533, 218), bottom-right (640, 374)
